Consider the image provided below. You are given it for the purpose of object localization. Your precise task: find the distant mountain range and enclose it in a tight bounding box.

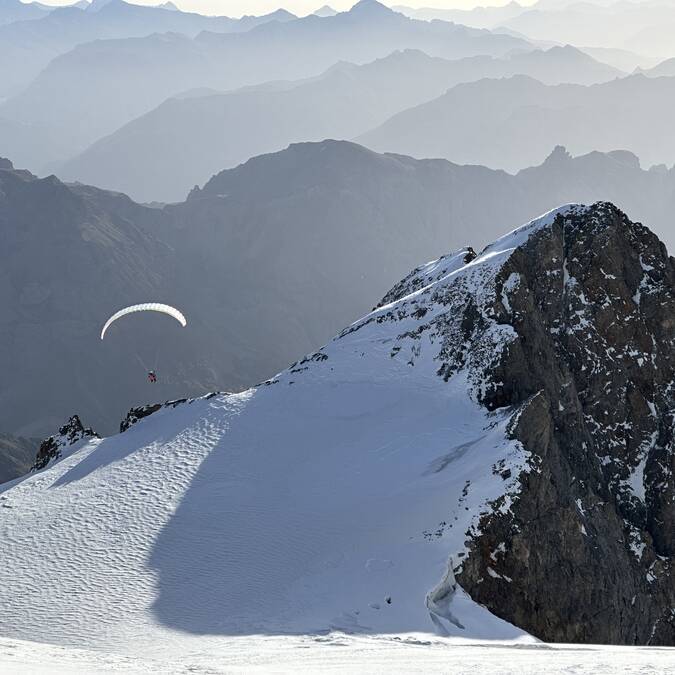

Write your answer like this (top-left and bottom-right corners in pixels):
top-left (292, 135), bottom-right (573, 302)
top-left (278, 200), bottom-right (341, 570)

top-left (0, 0), bottom-right (296, 99)
top-left (393, 2), bottom-right (527, 29)
top-left (500, 1), bottom-right (675, 58)
top-left (0, 0), bottom-right (531, 172)
top-left (397, 0), bottom-right (675, 59)
top-left (2, 141), bottom-right (675, 436)
top-left (642, 57), bottom-right (675, 78)
top-left (359, 73), bottom-right (675, 173)
top-left (0, 0), bottom-right (51, 27)
top-left (56, 46), bottom-right (622, 202)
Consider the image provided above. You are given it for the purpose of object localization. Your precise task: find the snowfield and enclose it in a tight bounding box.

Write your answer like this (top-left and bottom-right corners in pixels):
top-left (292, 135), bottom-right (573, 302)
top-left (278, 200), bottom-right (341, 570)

top-left (0, 206), bottom-right (672, 671)
top-left (1, 634), bottom-right (673, 674)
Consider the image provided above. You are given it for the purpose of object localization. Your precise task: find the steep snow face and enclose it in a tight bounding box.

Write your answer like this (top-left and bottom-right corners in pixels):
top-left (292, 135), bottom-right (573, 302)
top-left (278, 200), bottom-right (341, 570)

top-left (0, 206), bottom-right (580, 655)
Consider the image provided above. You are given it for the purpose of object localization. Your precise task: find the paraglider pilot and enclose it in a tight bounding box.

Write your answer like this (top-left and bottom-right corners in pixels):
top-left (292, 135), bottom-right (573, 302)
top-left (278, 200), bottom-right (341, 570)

top-left (148, 371), bottom-right (157, 384)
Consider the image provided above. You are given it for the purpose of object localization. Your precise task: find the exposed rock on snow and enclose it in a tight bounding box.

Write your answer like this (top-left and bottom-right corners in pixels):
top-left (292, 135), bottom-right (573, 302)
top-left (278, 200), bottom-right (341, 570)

top-left (32, 415), bottom-right (98, 471)
top-left (119, 399), bottom-right (188, 433)
top-left (118, 394), bottom-right (233, 433)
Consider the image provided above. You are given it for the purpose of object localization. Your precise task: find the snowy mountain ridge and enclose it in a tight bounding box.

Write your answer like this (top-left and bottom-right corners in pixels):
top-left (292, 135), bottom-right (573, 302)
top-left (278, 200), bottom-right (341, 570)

top-left (0, 203), bottom-right (672, 655)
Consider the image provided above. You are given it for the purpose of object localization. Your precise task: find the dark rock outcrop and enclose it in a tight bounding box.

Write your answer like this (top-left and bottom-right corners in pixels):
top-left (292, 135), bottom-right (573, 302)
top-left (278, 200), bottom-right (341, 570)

top-left (453, 203), bottom-right (674, 644)
top-left (119, 398), bottom-right (188, 433)
top-left (32, 415), bottom-right (98, 471)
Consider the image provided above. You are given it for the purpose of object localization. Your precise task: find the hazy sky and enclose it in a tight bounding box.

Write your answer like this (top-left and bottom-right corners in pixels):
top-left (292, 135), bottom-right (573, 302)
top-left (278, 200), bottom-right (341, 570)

top-left (31, 0), bottom-right (535, 18)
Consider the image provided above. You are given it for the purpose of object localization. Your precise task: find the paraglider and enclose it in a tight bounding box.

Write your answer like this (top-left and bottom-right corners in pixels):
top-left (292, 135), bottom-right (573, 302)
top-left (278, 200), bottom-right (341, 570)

top-left (100, 303), bottom-right (186, 382)
top-left (100, 303), bottom-right (186, 340)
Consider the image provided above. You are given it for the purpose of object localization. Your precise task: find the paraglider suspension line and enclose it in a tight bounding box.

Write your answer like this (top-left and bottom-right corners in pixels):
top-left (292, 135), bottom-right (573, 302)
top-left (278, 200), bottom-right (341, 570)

top-left (135, 352), bottom-right (150, 372)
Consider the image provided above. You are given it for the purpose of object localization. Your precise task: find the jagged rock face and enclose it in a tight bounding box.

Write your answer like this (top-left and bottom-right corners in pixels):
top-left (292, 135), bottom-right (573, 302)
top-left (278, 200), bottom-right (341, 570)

top-left (119, 398), bottom-right (188, 433)
top-left (32, 416), bottom-right (98, 471)
top-left (119, 404), bottom-right (165, 434)
top-left (360, 202), bottom-right (673, 644)
top-left (454, 203), bottom-right (674, 645)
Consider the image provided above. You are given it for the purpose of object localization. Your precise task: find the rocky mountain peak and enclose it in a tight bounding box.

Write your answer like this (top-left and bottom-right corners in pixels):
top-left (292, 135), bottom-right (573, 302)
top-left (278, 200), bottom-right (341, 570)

top-left (313, 4), bottom-right (337, 17)
top-left (348, 0), bottom-right (395, 18)
top-left (606, 149), bottom-right (642, 169)
top-left (32, 415), bottom-right (98, 471)
top-left (458, 202), bottom-right (674, 643)
top-left (337, 201), bottom-right (674, 643)
top-left (543, 144), bottom-right (572, 164)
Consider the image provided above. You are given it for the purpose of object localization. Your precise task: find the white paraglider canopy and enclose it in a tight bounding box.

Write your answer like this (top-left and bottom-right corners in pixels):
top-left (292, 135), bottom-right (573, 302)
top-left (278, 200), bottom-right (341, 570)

top-left (100, 303), bottom-right (187, 340)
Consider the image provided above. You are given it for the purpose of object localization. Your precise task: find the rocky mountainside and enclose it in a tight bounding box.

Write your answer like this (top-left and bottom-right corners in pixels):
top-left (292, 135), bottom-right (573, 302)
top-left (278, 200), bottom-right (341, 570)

top-left (0, 203), bottom-right (670, 652)
top-left (452, 203), bottom-right (674, 644)
top-left (341, 200), bottom-right (673, 644)
top-left (3, 143), bottom-right (675, 438)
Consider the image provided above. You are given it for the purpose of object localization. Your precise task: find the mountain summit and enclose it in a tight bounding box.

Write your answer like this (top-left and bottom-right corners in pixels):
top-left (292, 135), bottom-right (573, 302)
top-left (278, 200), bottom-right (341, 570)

top-left (348, 0), bottom-right (395, 17)
top-left (0, 203), bottom-right (672, 651)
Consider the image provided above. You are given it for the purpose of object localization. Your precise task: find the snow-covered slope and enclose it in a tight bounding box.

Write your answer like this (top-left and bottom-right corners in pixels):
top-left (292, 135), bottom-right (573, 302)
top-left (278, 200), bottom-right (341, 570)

top-left (0, 203), bottom-right (672, 657)
top-left (0, 209), bottom-right (565, 655)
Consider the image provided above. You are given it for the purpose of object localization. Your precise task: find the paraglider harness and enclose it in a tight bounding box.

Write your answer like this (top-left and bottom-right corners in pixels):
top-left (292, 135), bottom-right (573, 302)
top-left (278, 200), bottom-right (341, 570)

top-left (148, 370), bottom-right (157, 384)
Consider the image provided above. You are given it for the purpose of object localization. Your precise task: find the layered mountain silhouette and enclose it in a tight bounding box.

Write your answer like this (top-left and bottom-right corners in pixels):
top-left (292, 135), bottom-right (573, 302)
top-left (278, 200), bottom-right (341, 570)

top-left (0, 0), bottom-right (296, 99)
top-left (396, 1), bottom-right (664, 71)
top-left (643, 57), bottom-right (675, 78)
top-left (393, 2), bottom-right (527, 29)
top-left (57, 46), bottom-right (622, 202)
top-left (500, 1), bottom-right (675, 58)
top-left (359, 73), bottom-right (675, 172)
top-left (2, 142), bottom-right (675, 437)
top-left (0, 0), bottom-right (51, 27)
top-left (0, 0), bottom-right (531, 171)
top-left (313, 5), bottom-right (337, 17)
